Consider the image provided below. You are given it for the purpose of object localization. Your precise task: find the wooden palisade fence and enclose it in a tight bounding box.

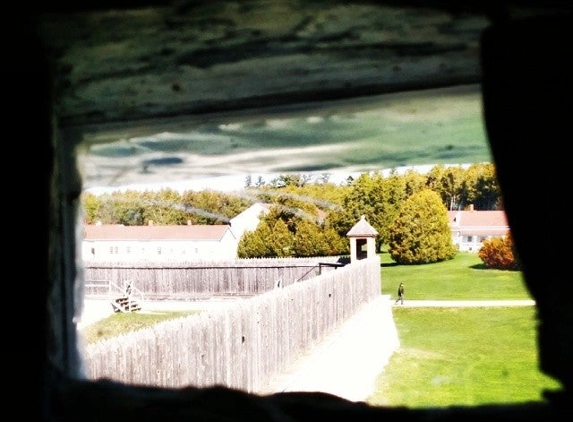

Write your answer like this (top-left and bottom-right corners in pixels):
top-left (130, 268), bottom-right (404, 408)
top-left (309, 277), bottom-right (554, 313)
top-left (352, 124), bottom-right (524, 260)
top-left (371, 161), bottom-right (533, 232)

top-left (83, 257), bottom-right (344, 300)
top-left (80, 256), bottom-right (381, 393)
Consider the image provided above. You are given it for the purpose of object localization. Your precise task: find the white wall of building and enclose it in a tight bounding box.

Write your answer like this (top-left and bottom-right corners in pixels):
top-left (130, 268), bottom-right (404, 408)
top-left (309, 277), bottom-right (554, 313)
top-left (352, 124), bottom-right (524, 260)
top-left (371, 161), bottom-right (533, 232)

top-left (82, 230), bottom-right (238, 262)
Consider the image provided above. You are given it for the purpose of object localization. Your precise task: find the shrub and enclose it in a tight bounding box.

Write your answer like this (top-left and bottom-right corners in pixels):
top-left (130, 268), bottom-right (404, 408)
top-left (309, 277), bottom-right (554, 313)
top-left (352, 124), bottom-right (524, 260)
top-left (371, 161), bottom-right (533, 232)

top-left (478, 231), bottom-right (521, 270)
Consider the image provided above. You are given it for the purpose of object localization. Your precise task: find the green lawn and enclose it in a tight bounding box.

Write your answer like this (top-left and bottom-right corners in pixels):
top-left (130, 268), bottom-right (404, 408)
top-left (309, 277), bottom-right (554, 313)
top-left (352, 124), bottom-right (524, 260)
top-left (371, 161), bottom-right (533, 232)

top-left (380, 252), bottom-right (532, 301)
top-left (80, 310), bottom-right (201, 344)
top-left (368, 252), bottom-right (562, 407)
top-left (366, 307), bottom-right (562, 407)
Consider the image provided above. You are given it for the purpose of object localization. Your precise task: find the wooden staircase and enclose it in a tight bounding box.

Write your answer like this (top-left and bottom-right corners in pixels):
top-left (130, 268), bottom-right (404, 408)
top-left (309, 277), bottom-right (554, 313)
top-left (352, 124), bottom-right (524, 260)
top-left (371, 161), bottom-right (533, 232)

top-left (110, 281), bottom-right (143, 313)
top-left (111, 296), bottom-right (141, 313)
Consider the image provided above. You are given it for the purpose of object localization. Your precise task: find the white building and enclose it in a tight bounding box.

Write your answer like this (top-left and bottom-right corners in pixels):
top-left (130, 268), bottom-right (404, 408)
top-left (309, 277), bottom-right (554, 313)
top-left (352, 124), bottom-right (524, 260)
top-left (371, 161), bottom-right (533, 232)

top-left (448, 208), bottom-right (509, 252)
top-left (82, 223), bottom-right (238, 262)
top-left (82, 203), bottom-right (271, 262)
top-left (229, 202), bottom-right (271, 240)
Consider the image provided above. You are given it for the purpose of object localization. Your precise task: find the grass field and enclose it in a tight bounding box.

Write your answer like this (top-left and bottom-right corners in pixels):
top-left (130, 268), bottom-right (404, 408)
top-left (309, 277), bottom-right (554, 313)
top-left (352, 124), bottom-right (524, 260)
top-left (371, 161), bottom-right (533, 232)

top-left (369, 252), bottom-right (562, 407)
top-left (81, 310), bottom-right (201, 344)
top-left (380, 251), bottom-right (531, 301)
top-left (366, 307), bottom-right (562, 407)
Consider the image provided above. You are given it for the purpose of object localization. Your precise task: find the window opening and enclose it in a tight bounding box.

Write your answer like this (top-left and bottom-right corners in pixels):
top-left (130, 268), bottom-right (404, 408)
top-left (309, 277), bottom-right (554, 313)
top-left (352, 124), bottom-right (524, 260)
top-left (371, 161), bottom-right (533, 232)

top-left (73, 87), bottom-right (560, 406)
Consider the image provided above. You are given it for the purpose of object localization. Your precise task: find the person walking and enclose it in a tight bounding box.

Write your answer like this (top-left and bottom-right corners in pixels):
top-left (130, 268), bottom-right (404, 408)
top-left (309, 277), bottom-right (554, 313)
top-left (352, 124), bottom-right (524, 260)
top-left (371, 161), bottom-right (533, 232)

top-left (395, 282), bottom-right (405, 305)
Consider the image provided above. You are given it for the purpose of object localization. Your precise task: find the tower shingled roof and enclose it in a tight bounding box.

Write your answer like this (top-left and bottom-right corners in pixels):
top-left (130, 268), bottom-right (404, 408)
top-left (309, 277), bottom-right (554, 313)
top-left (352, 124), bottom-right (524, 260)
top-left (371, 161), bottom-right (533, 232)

top-left (346, 215), bottom-right (378, 237)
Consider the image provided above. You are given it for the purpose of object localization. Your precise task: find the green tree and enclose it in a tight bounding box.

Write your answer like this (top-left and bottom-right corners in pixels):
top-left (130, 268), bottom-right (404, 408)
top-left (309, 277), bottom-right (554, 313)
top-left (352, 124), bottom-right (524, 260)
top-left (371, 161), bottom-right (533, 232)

top-left (293, 219), bottom-right (328, 257)
top-left (269, 219), bottom-right (294, 257)
top-left (425, 164), bottom-right (465, 210)
top-left (141, 188), bottom-right (187, 225)
top-left (388, 189), bottom-right (457, 264)
top-left (255, 176), bottom-right (266, 187)
top-left (117, 190), bottom-right (147, 225)
top-left (274, 180), bottom-right (348, 211)
top-left (269, 173), bottom-right (312, 188)
top-left (93, 190), bottom-right (146, 225)
top-left (328, 171), bottom-right (406, 250)
top-left (237, 196), bottom-right (347, 258)
top-left (237, 223), bottom-right (274, 258)
top-left (460, 163), bottom-right (502, 210)
top-left (180, 190), bottom-right (250, 225)
top-left (323, 227), bottom-right (349, 256)
top-left (402, 169), bottom-right (427, 198)
top-left (81, 192), bottom-right (101, 224)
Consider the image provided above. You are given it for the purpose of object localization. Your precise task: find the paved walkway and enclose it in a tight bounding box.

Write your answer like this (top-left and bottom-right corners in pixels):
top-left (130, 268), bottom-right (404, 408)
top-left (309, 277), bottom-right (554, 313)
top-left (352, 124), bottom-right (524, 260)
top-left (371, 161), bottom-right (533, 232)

top-left (393, 299), bottom-right (536, 307)
top-left (259, 295), bottom-right (399, 401)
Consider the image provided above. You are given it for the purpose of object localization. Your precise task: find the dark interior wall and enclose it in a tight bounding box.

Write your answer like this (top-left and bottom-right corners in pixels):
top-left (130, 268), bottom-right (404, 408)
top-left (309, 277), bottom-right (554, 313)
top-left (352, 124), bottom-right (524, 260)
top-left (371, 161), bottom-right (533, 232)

top-left (481, 14), bottom-right (573, 396)
top-left (7, 8), bottom-right (56, 418)
top-left (38, 0), bottom-right (490, 133)
top-left (6, 1), bottom-right (571, 420)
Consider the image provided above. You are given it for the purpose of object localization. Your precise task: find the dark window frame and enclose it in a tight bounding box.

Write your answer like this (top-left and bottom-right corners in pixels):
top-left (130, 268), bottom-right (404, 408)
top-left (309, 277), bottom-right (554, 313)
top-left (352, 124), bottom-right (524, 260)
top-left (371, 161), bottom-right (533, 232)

top-left (28, 4), bottom-right (572, 422)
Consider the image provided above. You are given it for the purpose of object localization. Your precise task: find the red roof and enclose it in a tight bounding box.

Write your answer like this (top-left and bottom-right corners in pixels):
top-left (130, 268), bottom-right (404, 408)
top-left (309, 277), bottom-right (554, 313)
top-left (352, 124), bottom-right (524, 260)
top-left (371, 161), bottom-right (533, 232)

top-left (448, 210), bottom-right (509, 236)
top-left (83, 224), bottom-right (233, 241)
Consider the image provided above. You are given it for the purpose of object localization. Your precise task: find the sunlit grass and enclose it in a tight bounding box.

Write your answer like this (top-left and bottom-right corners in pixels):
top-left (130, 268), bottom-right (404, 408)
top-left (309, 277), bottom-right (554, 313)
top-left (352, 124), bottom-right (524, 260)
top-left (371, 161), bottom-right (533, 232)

top-left (369, 252), bottom-right (562, 407)
top-left (380, 252), bottom-right (531, 300)
top-left (367, 307), bottom-right (562, 407)
top-left (80, 310), bottom-right (201, 344)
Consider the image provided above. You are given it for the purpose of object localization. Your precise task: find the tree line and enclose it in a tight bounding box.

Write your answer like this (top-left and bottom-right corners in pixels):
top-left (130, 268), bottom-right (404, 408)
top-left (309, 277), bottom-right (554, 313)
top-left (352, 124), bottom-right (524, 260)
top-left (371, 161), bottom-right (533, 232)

top-left (83, 163), bottom-right (516, 267)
